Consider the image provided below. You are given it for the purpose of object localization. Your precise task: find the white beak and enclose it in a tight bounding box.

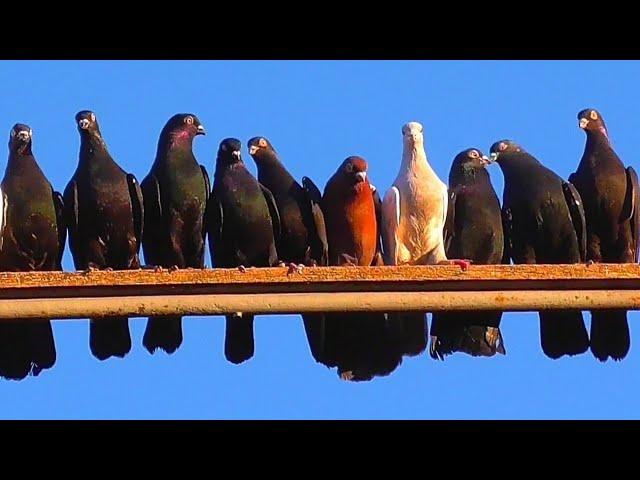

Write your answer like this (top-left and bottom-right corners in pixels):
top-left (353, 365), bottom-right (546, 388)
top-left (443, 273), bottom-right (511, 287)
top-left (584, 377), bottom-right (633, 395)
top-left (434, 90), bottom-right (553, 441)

top-left (355, 171), bottom-right (367, 182)
top-left (579, 118), bottom-right (589, 129)
top-left (248, 145), bottom-right (259, 155)
top-left (489, 152), bottom-right (499, 163)
top-left (78, 119), bottom-right (90, 130)
top-left (231, 150), bottom-right (241, 159)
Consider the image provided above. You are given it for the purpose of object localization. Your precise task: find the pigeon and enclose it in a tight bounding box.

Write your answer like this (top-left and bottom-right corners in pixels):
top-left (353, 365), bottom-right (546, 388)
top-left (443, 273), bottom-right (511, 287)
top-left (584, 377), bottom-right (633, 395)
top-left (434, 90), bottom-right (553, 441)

top-left (318, 155), bottom-right (406, 381)
top-left (430, 148), bottom-right (506, 360)
top-left (571, 108), bottom-right (638, 361)
top-left (381, 121), bottom-right (469, 359)
top-left (207, 138), bottom-right (280, 364)
top-left (247, 136), bottom-right (328, 361)
top-left (64, 110), bottom-right (144, 361)
top-left (140, 113), bottom-right (208, 355)
top-left (0, 124), bottom-right (64, 379)
top-left (489, 139), bottom-right (589, 359)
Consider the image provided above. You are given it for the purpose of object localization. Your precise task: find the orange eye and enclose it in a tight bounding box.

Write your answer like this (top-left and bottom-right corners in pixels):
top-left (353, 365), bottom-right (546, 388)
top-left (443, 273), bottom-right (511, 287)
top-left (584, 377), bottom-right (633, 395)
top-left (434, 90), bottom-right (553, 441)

top-left (499, 142), bottom-right (507, 151)
top-left (469, 150), bottom-right (479, 158)
top-left (185, 116), bottom-right (194, 125)
top-left (590, 111), bottom-right (598, 120)
top-left (258, 138), bottom-right (267, 147)
top-left (89, 112), bottom-right (95, 122)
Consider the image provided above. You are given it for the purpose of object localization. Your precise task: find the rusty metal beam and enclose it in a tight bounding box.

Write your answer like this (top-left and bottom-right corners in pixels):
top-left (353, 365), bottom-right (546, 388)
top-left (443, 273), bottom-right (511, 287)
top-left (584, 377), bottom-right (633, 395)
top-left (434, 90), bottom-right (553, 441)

top-left (0, 264), bottom-right (637, 320)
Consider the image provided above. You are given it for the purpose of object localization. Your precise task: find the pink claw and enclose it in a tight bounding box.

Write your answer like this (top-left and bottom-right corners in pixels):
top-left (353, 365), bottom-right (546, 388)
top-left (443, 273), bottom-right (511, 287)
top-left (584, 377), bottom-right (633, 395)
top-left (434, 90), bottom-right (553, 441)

top-left (451, 259), bottom-right (471, 271)
top-left (287, 263), bottom-right (304, 275)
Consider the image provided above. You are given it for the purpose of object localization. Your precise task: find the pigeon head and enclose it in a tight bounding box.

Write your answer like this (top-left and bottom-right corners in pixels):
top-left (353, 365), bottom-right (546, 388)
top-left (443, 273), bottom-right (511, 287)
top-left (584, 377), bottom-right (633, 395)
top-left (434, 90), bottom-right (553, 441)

top-left (75, 110), bottom-right (101, 136)
top-left (217, 138), bottom-right (243, 166)
top-left (453, 148), bottom-right (490, 170)
top-left (578, 108), bottom-right (608, 137)
top-left (9, 123), bottom-right (33, 154)
top-left (402, 121), bottom-right (424, 148)
top-left (162, 113), bottom-right (206, 141)
top-left (489, 140), bottom-right (523, 163)
top-left (339, 156), bottom-right (369, 188)
top-left (449, 148), bottom-right (490, 185)
top-left (247, 137), bottom-right (276, 157)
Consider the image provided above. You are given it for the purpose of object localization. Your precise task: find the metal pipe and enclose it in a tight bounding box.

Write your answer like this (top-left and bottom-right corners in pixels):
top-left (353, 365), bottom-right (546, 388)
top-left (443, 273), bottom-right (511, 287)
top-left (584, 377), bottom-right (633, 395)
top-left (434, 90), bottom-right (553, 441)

top-left (0, 290), bottom-right (637, 321)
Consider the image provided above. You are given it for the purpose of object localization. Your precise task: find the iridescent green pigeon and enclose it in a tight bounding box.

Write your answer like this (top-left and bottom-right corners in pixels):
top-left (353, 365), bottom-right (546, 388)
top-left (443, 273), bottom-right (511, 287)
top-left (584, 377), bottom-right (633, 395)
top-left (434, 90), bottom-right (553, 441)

top-left (64, 110), bottom-right (144, 362)
top-left (141, 113), bottom-right (208, 355)
top-left (0, 123), bottom-right (64, 380)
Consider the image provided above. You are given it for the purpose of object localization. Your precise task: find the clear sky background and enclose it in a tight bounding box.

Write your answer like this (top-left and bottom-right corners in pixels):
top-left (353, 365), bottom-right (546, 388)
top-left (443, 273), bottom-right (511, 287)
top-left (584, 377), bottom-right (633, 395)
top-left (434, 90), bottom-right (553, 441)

top-left (0, 60), bottom-right (638, 419)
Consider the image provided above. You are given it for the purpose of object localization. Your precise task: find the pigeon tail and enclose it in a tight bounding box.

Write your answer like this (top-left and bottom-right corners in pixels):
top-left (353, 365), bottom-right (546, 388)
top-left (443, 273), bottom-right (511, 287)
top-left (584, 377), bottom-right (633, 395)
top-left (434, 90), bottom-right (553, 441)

top-left (90, 317), bottom-right (132, 360)
top-left (590, 310), bottom-right (630, 362)
top-left (539, 310), bottom-right (589, 359)
top-left (225, 314), bottom-right (255, 364)
top-left (143, 315), bottom-right (183, 354)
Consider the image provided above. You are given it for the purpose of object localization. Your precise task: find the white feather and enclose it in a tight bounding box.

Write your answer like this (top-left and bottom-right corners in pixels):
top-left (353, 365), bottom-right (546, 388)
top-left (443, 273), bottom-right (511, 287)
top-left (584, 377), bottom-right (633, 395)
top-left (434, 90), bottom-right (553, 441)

top-left (0, 188), bottom-right (6, 251)
top-left (381, 186), bottom-right (400, 265)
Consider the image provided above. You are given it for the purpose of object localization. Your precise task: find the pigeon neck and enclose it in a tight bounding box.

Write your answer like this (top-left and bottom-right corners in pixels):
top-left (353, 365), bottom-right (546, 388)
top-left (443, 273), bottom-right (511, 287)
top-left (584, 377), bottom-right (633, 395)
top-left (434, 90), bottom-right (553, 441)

top-left (585, 127), bottom-right (611, 149)
top-left (166, 131), bottom-right (194, 151)
top-left (156, 135), bottom-right (195, 166)
top-left (449, 164), bottom-right (487, 187)
top-left (214, 158), bottom-right (244, 178)
top-left (254, 152), bottom-right (296, 190)
top-left (7, 150), bottom-right (39, 174)
top-left (79, 133), bottom-right (109, 161)
top-left (401, 144), bottom-right (437, 178)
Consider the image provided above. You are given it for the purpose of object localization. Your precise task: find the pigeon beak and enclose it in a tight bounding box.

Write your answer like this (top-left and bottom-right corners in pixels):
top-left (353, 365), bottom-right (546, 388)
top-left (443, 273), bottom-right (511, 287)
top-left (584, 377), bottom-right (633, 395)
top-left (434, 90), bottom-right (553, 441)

top-left (248, 145), bottom-right (259, 155)
top-left (480, 155), bottom-right (491, 166)
top-left (196, 125), bottom-right (206, 135)
top-left (579, 118), bottom-right (589, 129)
top-left (16, 131), bottom-right (30, 142)
top-left (78, 119), bottom-right (90, 130)
top-left (488, 152), bottom-right (499, 163)
top-left (355, 171), bottom-right (367, 183)
top-left (231, 150), bottom-right (241, 160)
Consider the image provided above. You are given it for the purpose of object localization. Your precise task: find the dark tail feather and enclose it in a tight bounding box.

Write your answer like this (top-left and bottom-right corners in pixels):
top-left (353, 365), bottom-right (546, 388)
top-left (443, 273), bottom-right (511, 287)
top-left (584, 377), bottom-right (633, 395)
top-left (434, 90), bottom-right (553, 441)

top-left (225, 314), bottom-right (254, 364)
top-left (430, 312), bottom-right (505, 360)
top-left (28, 319), bottom-right (56, 376)
top-left (143, 315), bottom-right (183, 354)
top-left (90, 317), bottom-right (132, 361)
top-left (590, 310), bottom-right (630, 362)
top-left (0, 323), bottom-right (32, 380)
top-left (302, 313), bottom-right (326, 363)
top-left (539, 310), bottom-right (589, 359)
top-left (331, 313), bottom-right (403, 382)
top-left (387, 312), bottom-right (427, 357)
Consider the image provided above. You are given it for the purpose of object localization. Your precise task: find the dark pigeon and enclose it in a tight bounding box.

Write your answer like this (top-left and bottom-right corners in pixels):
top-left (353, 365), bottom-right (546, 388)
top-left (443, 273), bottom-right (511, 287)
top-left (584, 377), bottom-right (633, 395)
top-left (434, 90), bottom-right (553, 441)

top-left (0, 124), bottom-right (64, 380)
top-left (319, 156), bottom-right (405, 381)
top-left (571, 108), bottom-right (638, 361)
top-left (489, 139), bottom-right (589, 359)
top-left (64, 110), bottom-right (144, 361)
top-left (207, 138), bottom-right (280, 364)
top-left (141, 113), bottom-right (208, 355)
top-left (430, 148), bottom-right (506, 360)
top-left (247, 136), bottom-right (328, 362)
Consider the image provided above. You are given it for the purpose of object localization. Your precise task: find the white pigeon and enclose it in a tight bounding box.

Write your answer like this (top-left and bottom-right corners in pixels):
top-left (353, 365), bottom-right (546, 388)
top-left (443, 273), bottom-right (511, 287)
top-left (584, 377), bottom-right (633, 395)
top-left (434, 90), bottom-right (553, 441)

top-left (382, 121), bottom-right (469, 269)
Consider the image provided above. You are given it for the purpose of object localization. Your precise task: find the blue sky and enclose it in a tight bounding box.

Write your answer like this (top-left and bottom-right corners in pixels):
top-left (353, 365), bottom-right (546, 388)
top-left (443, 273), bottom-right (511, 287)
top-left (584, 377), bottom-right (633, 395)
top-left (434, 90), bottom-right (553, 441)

top-left (0, 60), bottom-right (638, 419)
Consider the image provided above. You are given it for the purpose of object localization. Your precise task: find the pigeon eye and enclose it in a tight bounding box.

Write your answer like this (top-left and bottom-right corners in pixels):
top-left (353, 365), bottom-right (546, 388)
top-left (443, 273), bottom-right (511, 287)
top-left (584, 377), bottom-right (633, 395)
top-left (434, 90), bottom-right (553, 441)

top-left (469, 150), bottom-right (479, 158)
top-left (89, 112), bottom-right (95, 122)
top-left (185, 116), bottom-right (194, 125)
top-left (258, 138), bottom-right (267, 148)
top-left (499, 142), bottom-right (507, 152)
top-left (345, 163), bottom-right (354, 173)
top-left (221, 143), bottom-right (227, 151)
top-left (9, 129), bottom-right (15, 138)
top-left (590, 110), bottom-right (598, 120)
